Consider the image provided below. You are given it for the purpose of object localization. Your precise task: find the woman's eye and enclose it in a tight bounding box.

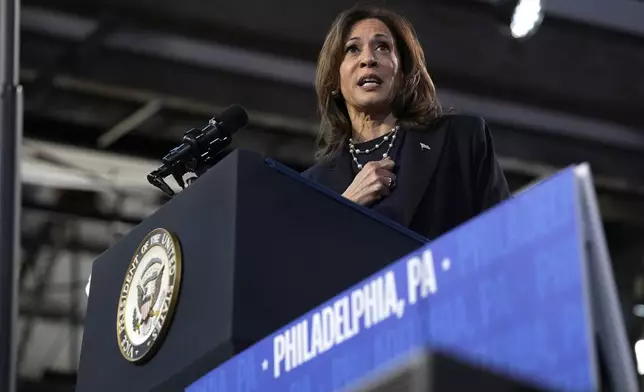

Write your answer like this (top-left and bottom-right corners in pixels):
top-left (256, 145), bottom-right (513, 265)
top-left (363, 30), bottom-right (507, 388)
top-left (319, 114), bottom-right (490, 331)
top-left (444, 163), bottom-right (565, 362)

top-left (376, 43), bottom-right (390, 51)
top-left (345, 45), bottom-right (358, 53)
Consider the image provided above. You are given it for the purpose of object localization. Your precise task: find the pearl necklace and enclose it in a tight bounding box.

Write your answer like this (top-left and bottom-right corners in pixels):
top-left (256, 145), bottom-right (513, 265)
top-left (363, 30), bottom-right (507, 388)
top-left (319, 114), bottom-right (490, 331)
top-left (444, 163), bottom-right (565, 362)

top-left (348, 125), bottom-right (399, 170)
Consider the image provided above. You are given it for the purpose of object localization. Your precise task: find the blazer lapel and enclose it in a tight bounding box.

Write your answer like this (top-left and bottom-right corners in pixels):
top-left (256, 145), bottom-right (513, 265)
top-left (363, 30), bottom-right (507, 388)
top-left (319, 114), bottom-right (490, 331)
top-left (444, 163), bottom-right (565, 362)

top-left (317, 149), bottom-right (354, 195)
top-left (312, 123), bottom-right (447, 229)
top-left (392, 123), bottom-right (447, 226)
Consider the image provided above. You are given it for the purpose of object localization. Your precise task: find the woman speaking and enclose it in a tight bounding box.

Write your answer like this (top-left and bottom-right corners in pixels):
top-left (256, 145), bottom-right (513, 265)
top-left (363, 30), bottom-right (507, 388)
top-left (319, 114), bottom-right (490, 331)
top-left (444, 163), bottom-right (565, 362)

top-left (302, 5), bottom-right (510, 240)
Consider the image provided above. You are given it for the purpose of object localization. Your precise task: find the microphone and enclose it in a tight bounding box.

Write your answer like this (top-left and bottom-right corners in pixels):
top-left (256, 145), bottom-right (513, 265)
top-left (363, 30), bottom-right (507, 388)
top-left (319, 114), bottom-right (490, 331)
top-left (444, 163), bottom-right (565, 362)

top-left (147, 105), bottom-right (249, 196)
top-left (162, 104), bottom-right (248, 167)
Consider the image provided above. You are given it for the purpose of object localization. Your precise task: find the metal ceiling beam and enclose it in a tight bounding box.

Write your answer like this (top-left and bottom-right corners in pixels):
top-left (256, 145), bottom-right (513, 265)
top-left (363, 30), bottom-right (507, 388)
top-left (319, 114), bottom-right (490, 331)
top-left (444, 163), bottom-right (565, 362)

top-left (545, 0), bottom-right (644, 38)
top-left (22, 141), bottom-right (159, 196)
top-left (23, 198), bottom-right (144, 225)
top-left (21, 234), bottom-right (109, 258)
top-left (20, 68), bottom-right (319, 137)
top-left (18, 303), bottom-right (84, 326)
top-left (478, 0), bottom-right (644, 38)
top-left (490, 123), bottom-right (644, 194)
top-left (27, 15), bottom-right (117, 112)
top-left (97, 99), bottom-right (162, 148)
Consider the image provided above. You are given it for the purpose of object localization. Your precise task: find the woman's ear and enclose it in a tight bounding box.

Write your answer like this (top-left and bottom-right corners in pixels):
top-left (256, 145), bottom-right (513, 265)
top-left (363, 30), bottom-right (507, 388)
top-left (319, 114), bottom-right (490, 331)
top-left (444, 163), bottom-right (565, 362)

top-left (331, 89), bottom-right (345, 105)
top-left (330, 89), bottom-right (350, 119)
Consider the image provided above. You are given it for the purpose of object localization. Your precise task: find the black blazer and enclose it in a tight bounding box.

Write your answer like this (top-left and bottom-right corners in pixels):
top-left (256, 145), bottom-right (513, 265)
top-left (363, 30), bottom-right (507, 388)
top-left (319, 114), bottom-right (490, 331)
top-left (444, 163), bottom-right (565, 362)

top-left (301, 114), bottom-right (511, 241)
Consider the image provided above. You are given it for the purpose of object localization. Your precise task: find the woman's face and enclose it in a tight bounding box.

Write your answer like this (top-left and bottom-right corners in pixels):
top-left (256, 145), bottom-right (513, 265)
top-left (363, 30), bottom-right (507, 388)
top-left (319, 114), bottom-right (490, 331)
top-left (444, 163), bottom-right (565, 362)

top-left (339, 18), bottom-right (400, 116)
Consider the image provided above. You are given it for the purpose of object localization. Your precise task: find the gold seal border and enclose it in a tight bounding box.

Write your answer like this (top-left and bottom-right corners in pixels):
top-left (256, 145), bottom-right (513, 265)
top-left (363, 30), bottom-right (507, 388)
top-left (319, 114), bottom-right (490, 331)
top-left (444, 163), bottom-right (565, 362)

top-left (115, 227), bottom-right (183, 364)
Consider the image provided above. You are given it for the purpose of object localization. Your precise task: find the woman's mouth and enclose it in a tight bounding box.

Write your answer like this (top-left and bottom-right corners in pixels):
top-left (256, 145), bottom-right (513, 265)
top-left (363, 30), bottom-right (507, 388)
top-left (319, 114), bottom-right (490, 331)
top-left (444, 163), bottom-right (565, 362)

top-left (357, 75), bottom-right (383, 90)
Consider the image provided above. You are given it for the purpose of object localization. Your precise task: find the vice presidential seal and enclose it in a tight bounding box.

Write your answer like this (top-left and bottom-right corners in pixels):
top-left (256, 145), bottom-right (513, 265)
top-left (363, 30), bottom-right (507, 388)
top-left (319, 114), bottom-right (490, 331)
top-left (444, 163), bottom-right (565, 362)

top-left (117, 228), bottom-right (182, 363)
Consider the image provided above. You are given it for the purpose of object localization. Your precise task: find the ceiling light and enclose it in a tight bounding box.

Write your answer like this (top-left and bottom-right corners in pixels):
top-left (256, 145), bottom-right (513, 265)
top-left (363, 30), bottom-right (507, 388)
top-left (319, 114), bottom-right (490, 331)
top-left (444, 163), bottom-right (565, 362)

top-left (509, 0), bottom-right (545, 39)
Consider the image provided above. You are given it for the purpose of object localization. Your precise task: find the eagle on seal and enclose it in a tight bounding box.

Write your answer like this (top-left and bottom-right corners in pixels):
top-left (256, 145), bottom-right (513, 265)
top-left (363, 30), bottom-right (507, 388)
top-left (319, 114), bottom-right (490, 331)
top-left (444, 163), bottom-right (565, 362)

top-left (134, 258), bottom-right (165, 331)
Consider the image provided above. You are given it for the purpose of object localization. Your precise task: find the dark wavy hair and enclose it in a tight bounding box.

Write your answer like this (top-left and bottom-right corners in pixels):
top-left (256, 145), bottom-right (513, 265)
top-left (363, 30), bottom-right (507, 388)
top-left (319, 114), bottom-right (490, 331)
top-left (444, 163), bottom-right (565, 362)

top-left (314, 4), bottom-right (442, 162)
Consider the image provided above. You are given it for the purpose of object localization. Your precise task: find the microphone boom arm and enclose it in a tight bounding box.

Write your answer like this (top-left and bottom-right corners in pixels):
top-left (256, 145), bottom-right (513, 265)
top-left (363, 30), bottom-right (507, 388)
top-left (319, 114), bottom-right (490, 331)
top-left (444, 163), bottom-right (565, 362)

top-left (147, 116), bottom-right (237, 197)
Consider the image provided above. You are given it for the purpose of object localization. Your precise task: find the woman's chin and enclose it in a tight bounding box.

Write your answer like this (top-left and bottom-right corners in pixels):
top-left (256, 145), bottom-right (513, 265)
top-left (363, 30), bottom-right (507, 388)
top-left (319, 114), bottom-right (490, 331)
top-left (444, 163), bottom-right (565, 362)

top-left (353, 97), bottom-right (391, 114)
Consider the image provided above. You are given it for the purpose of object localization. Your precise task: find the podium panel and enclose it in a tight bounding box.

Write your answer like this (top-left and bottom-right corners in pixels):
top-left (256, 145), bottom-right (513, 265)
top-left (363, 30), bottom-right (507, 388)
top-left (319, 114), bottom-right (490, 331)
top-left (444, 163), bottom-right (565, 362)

top-left (346, 349), bottom-right (542, 392)
top-left (187, 164), bottom-right (638, 392)
top-left (76, 150), bottom-right (426, 392)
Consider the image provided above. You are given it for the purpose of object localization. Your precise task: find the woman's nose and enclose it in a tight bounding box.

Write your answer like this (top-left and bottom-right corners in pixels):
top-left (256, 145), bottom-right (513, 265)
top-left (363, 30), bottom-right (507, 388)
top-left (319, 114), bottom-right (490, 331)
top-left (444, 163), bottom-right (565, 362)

top-left (359, 50), bottom-right (377, 67)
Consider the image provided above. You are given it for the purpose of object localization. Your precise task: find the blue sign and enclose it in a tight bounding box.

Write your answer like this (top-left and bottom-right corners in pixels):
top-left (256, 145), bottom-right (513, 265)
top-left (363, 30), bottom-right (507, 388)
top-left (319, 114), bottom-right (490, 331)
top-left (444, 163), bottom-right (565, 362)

top-left (187, 168), bottom-right (597, 392)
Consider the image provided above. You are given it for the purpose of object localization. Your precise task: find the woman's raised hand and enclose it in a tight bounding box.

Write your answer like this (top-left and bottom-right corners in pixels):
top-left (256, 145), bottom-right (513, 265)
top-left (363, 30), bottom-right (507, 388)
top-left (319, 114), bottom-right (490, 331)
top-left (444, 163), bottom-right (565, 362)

top-left (342, 158), bottom-right (396, 206)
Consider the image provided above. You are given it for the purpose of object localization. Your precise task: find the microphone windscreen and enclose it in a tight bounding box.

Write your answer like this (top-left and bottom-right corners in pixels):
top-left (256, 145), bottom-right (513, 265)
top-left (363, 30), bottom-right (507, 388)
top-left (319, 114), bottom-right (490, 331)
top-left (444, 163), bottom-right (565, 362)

top-left (218, 104), bottom-right (249, 134)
